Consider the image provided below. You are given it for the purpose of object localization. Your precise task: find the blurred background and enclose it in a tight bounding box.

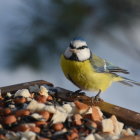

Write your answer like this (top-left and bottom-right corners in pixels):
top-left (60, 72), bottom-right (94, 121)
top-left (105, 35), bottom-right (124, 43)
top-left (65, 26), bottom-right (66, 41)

top-left (0, 0), bottom-right (140, 111)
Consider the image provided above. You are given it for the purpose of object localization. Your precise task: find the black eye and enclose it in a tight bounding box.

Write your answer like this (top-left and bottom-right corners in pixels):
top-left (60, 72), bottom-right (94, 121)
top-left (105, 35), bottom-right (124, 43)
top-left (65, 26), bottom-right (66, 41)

top-left (77, 46), bottom-right (88, 50)
top-left (69, 43), bottom-right (75, 49)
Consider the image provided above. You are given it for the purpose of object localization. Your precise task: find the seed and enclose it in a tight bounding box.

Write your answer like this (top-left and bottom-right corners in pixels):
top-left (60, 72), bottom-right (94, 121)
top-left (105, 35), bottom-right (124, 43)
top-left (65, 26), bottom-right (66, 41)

top-left (53, 123), bottom-right (64, 131)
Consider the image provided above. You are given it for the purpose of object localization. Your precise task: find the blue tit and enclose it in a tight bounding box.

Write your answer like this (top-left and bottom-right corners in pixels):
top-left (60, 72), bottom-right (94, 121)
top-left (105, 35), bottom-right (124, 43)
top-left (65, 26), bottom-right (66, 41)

top-left (60, 37), bottom-right (140, 98)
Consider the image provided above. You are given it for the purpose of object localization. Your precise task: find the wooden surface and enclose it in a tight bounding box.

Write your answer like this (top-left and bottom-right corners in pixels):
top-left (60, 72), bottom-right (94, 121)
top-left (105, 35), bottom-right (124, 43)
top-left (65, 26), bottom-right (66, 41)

top-left (0, 80), bottom-right (53, 94)
top-left (0, 80), bottom-right (140, 130)
top-left (118, 135), bottom-right (140, 140)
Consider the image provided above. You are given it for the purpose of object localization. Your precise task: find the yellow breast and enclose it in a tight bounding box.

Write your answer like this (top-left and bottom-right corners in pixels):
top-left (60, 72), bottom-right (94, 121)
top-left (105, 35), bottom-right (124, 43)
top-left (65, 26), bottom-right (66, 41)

top-left (60, 55), bottom-right (119, 92)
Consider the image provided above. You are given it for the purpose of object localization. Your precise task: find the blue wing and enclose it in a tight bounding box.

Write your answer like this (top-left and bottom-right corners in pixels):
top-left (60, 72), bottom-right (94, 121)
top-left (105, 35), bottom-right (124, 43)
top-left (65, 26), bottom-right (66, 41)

top-left (90, 54), bottom-right (129, 74)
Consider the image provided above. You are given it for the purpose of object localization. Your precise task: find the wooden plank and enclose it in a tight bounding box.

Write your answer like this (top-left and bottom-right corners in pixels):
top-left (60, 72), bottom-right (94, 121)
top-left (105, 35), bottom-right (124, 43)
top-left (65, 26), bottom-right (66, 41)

top-left (0, 80), bottom-right (53, 94)
top-left (118, 135), bottom-right (140, 140)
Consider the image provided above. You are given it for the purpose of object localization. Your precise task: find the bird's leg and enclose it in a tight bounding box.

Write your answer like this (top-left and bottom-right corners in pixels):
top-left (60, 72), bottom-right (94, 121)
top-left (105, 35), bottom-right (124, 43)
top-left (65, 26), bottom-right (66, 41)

top-left (74, 89), bottom-right (86, 96)
top-left (91, 89), bottom-right (102, 103)
top-left (95, 89), bottom-right (101, 100)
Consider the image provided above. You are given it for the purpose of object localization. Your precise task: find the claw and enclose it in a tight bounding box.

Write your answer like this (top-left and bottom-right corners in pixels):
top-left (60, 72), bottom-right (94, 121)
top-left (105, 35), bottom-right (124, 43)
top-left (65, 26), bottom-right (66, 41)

top-left (94, 93), bottom-right (100, 101)
top-left (91, 89), bottom-right (103, 103)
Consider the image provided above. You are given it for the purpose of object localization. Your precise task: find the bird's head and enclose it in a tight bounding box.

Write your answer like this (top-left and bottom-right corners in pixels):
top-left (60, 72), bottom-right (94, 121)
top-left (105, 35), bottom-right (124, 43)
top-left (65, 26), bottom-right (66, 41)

top-left (64, 37), bottom-right (91, 61)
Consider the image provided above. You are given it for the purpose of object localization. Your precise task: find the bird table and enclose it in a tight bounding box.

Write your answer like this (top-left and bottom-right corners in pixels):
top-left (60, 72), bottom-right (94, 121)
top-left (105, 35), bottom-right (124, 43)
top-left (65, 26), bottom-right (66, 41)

top-left (0, 80), bottom-right (140, 140)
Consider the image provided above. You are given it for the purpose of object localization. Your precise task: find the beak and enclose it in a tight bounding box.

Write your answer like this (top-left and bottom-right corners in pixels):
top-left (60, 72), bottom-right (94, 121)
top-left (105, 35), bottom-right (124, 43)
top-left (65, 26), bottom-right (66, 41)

top-left (69, 49), bottom-right (78, 53)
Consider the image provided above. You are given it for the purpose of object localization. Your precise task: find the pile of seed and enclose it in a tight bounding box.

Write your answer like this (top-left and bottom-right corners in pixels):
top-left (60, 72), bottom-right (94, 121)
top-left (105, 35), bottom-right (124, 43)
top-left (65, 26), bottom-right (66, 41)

top-left (0, 85), bottom-right (138, 140)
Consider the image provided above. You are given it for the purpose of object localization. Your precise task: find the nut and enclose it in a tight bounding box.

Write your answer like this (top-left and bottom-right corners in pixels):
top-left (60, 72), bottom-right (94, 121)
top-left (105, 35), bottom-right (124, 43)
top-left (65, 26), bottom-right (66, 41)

top-left (15, 109), bottom-right (30, 117)
top-left (35, 95), bottom-right (47, 103)
top-left (71, 128), bottom-right (78, 133)
top-left (3, 108), bottom-right (11, 115)
top-left (0, 134), bottom-right (6, 139)
top-left (39, 86), bottom-right (49, 97)
top-left (74, 101), bottom-right (89, 114)
top-left (67, 132), bottom-right (79, 140)
top-left (102, 118), bottom-right (114, 133)
top-left (110, 115), bottom-right (124, 135)
top-left (47, 95), bottom-right (53, 101)
top-left (53, 123), bottom-right (64, 131)
top-left (91, 106), bottom-right (103, 122)
top-left (73, 114), bottom-right (82, 125)
top-left (14, 124), bottom-right (40, 133)
top-left (14, 89), bottom-right (31, 98)
top-left (14, 124), bottom-right (29, 132)
top-left (29, 126), bottom-right (41, 133)
top-left (35, 121), bottom-right (48, 126)
top-left (0, 96), bottom-right (4, 101)
top-left (4, 115), bottom-right (17, 125)
top-left (39, 111), bottom-right (50, 121)
top-left (14, 97), bottom-right (26, 104)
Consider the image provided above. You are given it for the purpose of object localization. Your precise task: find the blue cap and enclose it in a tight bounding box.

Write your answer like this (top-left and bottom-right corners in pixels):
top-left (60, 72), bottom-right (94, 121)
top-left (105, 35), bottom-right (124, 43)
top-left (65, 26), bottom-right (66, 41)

top-left (72, 37), bottom-right (85, 42)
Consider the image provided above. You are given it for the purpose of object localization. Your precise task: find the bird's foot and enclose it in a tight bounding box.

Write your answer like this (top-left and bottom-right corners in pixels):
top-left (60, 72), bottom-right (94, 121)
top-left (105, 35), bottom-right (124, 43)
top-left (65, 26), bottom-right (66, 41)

top-left (94, 93), bottom-right (100, 101)
top-left (91, 96), bottom-right (103, 104)
top-left (91, 90), bottom-right (103, 103)
top-left (74, 89), bottom-right (86, 96)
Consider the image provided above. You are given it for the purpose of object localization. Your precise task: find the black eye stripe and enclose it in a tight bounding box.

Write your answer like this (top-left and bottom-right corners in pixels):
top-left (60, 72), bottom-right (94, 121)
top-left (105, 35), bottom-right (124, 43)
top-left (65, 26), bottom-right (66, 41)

top-left (69, 44), bottom-right (75, 49)
top-left (77, 46), bottom-right (88, 50)
top-left (69, 44), bottom-right (88, 50)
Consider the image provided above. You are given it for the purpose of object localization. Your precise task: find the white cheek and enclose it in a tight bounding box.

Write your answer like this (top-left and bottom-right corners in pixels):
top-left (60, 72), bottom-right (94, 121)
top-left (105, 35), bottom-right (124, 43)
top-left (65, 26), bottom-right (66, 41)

top-left (64, 48), bottom-right (72, 58)
top-left (77, 49), bottom-right (90, 61)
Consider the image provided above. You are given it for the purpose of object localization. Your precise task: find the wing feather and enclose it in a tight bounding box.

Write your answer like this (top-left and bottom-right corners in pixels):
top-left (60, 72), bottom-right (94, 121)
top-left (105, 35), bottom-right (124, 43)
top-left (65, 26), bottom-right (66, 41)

top-left (90, 54), bottom-right (129, 74)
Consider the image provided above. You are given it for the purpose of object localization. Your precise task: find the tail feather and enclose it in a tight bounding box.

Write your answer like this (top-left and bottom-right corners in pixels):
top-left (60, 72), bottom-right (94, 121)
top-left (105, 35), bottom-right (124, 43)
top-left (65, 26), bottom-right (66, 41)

top-left (119, 77), bottom-right (140, 87)
top-left (109, 69), bottom-right (129, 74)
top-left (119, 81), bottom-right (133, 87)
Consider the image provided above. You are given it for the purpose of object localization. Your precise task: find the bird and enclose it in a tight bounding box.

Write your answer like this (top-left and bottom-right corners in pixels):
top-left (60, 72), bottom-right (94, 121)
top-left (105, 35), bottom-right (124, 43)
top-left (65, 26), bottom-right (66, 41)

top-left (60, 37), bottom-right (140, 99)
